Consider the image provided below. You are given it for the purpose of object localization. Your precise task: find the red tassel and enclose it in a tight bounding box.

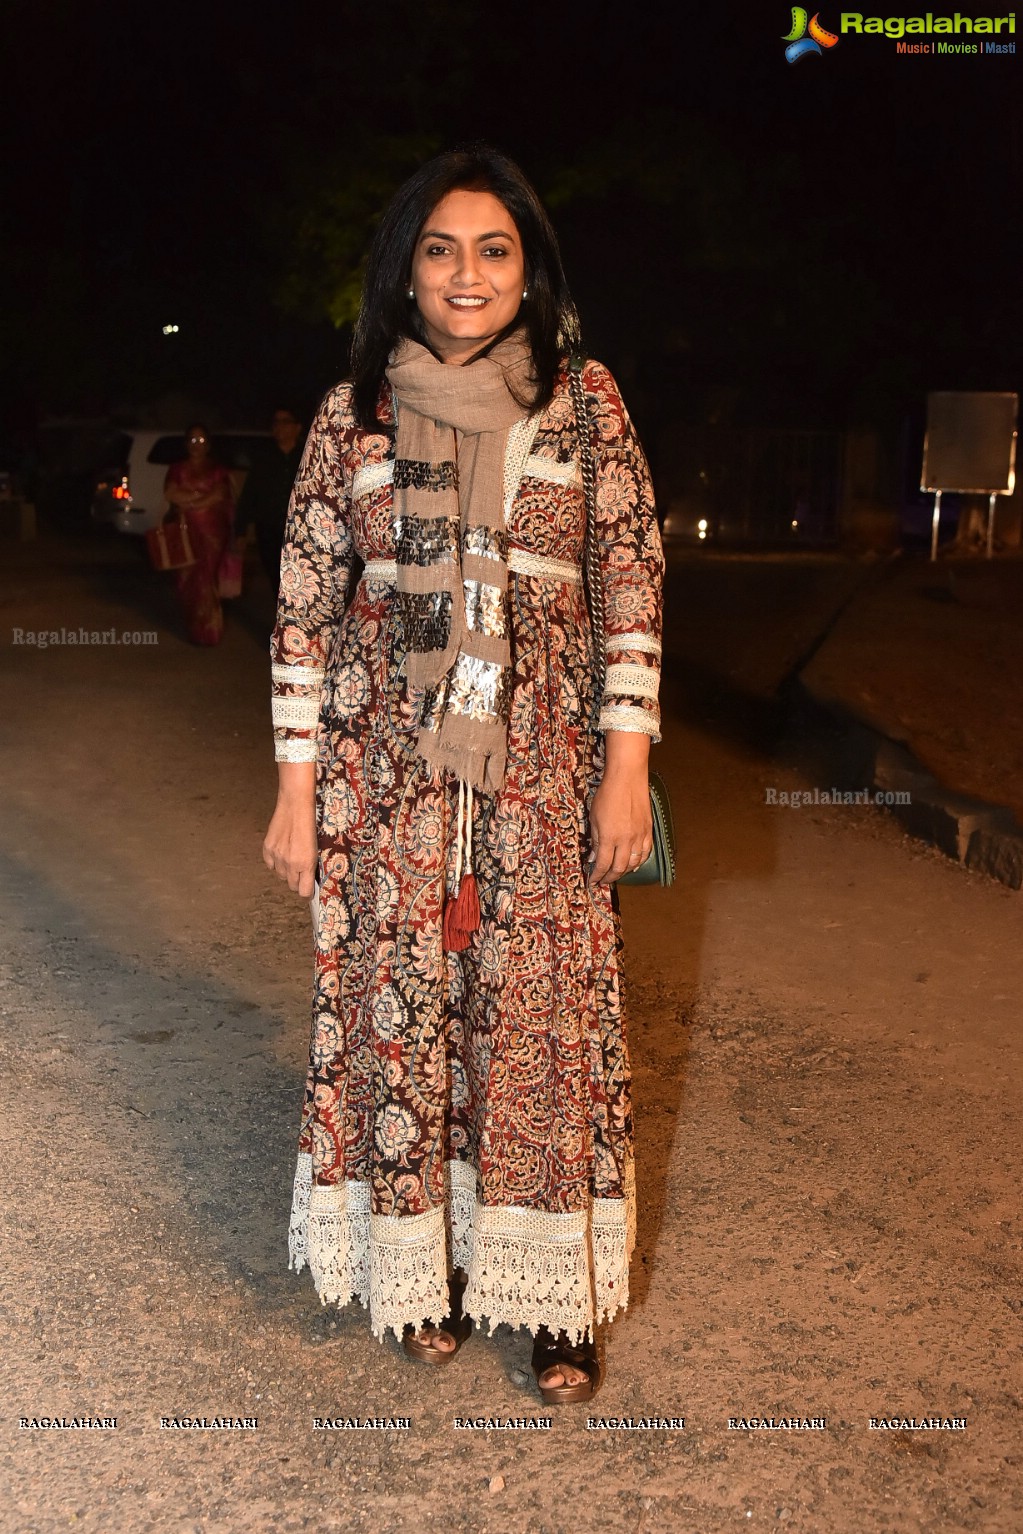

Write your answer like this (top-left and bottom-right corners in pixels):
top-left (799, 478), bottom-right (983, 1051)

top-left (443, 873), bottom-right (480, 952)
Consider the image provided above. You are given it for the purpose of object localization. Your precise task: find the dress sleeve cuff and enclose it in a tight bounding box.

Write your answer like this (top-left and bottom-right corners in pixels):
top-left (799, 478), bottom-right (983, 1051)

top-left (603, 662), bottom-right (660, 701)
top-left (274, 735), bottom-right (318, 763)
top-left (272, 660), bottom-right (325, 760)
top-left (272, 695), bottom-right (321, 728)
top-left (606, 631), bottom-right (661, 659)
top-left (598, 703), bottom-right (661, 740)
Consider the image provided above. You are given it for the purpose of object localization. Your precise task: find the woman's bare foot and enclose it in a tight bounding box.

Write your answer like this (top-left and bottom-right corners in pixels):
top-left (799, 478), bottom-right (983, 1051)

top-left (402, 1271), bottom-right (470, 1363)
top-left (531, 1327), bottom-right (602, 1401)
top-left (537, 1358), bottom-right (588, 1389)
top-left (408, 1323), bottom-right (459, 1355)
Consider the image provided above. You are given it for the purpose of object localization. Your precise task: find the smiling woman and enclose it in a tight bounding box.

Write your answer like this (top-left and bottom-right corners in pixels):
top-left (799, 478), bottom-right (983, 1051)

top-left (410, 191), bottom-right (527, 360)
top-left (262, 146), bottom-right (665, 1406)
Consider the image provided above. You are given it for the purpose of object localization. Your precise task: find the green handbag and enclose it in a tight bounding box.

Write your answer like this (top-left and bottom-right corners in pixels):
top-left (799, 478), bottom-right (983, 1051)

top-left (620, 770), bottom-right (676, 886)
top-left (569, 357), bottom-right (676, 887)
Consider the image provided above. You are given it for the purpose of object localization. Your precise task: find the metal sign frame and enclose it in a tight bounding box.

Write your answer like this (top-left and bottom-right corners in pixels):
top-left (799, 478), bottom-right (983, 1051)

top-left (920, 391), bottom-right (1018, 560)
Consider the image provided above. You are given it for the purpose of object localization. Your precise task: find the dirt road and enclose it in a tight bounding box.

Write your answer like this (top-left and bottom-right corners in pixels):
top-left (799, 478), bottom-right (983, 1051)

top-left (1, 537), bottom-right (1020, 1534)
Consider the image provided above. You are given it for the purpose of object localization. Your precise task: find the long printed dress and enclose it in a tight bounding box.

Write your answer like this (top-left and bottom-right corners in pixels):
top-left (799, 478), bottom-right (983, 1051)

top-left (271, 360), bottom-right (664, 1344)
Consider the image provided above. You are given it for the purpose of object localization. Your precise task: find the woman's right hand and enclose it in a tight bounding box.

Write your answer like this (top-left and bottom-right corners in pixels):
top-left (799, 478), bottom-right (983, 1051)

top-left (263, 762), bottom-right (318, 897)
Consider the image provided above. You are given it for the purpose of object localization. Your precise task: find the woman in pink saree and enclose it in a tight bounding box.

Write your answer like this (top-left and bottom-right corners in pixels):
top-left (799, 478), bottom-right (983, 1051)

top-left (164, 424), bottom-right (234, 645)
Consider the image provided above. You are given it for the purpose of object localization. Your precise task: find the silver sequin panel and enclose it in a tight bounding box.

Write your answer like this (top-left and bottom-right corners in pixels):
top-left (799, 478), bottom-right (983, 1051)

top-left (393, 459), bottom-right (458, 492)
top-left (463, 525), bottom-right (508, 562)
top-left (403, 591), bottom-right (453, 653)
top-left (395, 514), bottom-right (459, 568)
top-left (463, 579), bottom-right (506, 638)
top-left (420, 654), bottom-right (513, 731)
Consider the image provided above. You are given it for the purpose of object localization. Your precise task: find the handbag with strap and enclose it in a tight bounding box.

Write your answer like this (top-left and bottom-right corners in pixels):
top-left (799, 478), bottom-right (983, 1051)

top-left (146, 511), bottom-right (196, 571)
top-left (569, 355), bottom-right (676, 888)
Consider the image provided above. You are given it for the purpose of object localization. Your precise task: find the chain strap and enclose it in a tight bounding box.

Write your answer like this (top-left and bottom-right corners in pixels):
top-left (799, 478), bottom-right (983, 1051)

top-left (569, 355), bottom-right (606, 726)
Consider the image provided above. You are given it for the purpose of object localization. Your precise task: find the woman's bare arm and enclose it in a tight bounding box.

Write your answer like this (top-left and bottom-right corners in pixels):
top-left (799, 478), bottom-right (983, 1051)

top-left (262, 761), bottom-right (318, 897)
top-left (588, 731), bottom-right (652, 885)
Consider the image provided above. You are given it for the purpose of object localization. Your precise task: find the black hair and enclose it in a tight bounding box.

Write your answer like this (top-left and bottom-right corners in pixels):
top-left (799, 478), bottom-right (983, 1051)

top-left (351, 146), bottom-right (581, 430)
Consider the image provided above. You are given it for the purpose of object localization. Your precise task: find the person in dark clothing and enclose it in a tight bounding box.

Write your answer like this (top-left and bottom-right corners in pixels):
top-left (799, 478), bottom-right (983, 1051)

top-left (237, 409), bottom-right (307, 592)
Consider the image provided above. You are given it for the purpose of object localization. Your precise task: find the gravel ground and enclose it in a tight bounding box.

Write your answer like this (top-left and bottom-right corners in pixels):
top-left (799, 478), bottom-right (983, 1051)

top-left (1, 537), bottom-right (1020, 1534)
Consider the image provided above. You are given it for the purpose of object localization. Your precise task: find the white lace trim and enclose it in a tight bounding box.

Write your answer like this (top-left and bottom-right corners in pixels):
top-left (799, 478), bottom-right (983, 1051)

top-left (274, 736), bottom-right (318, 762)
top-left (607, 631), bottom-right (662, 658)
top-left (449, 1158), bottom-right (477, 1273)
top-left (288, 1152), bottom-right (635, 1344)
top-left (604, 662), bottom-right (661, 700)
top-left (503, 415), bottom-right (543, 522)
top-left (369, 1204), bottom-right (449, 1342)
top-left (301, 1176), bottom-right (374, 1311)
top-left (523, 453), bottom-right (580, 487)
top-left (508, 549), bottom-right (582, 584)
top-left (347, 549), bottom-right (583, 587)
top-left (288, 1152), bottom-right (312, 1268)
top-left (352, 460), bottom-right (394, 501)
top-left (361, 558), bottom-right (397, 582)
top-left (272, 661), bottom-right (325, 687)
top-left (272, 695), bottom-right (321, 728)
top-left (598, 703), bottom-right (661, 740)
top-left (592, 1156), bottom-right (637, 1327)
top-left (465, 1202), bottom-right (592, 1344)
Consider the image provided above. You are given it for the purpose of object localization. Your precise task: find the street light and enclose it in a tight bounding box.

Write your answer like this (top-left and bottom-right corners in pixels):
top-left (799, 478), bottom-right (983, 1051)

top-left (162, 324), bottom-right (180, 336)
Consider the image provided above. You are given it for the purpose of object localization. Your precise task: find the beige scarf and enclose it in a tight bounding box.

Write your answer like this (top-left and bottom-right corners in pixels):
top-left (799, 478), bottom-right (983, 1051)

top-left (386, 331), bottom-right (535, 793)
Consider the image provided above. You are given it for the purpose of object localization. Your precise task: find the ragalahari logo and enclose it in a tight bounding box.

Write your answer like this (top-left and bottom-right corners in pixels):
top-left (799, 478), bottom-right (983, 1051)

top-left (783, 8), bottom-right (840, 61)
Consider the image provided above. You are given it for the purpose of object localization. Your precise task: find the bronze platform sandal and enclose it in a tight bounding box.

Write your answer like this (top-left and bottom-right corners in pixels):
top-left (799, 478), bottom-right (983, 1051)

top-left (531, 1326), bottom-right (603, 1404)
top-left (402, 1272), bottom-right (472, 1366)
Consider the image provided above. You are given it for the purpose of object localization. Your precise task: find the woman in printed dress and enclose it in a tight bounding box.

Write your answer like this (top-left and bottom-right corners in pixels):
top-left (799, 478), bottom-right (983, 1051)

top-left (262, 148), bottom-right (664, 1403)
top-left (163, 423), bottom-right (234, 645)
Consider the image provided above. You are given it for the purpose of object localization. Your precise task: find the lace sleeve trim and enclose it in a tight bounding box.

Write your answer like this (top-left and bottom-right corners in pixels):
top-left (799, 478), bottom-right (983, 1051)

top-left (272, 661), bottom-right (325, 688)
top-left (606, 631), bottom-right (661, 658)
top-left (598, 704), bottom-right (661, 739)
top-left (604, 663), bottom-right (660, 701)
top-left (274, 737), bottom-right (318, 763)
top-left (272, 695), bottom-right (321, 728)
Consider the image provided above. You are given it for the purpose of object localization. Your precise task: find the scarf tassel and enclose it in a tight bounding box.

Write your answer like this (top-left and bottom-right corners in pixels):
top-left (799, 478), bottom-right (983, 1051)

top-left (443, 780), bottom-right (481, 953)
top-left (443, 872), bottom-right (480, 952)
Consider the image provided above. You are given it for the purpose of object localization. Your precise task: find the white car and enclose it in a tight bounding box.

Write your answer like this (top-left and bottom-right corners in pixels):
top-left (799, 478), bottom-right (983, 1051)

top-left (91, 429), bottom-right (272, 535)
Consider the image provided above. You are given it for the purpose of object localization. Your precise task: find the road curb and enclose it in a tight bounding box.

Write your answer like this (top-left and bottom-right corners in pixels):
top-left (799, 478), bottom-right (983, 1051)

top-left (791, 673), bottom-right (1023, 891)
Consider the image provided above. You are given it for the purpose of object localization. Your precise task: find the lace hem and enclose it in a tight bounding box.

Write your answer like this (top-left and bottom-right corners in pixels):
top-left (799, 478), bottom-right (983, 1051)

top-left (288, 1152), bottom-right (635, 1344)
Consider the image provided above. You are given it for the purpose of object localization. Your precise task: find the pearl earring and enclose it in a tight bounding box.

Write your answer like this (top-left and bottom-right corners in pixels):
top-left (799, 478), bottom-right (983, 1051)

top-left (407, 287), bottom-right (415, 299)
top-left (522, 288), bottom-right (529, 299)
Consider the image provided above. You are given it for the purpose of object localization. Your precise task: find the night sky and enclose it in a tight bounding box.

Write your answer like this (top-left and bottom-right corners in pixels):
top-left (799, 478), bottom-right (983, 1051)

top-left (3, 0), bottom-right (1020, 441)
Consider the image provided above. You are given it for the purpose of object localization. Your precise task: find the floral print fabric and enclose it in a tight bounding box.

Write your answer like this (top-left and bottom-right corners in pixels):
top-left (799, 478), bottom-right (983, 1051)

top-left (272, 361), bottom-right (664, 1340)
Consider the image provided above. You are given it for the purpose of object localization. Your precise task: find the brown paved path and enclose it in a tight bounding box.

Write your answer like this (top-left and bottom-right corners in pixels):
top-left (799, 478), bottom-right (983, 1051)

top-left (801, 553), bottom-right (1023, 825)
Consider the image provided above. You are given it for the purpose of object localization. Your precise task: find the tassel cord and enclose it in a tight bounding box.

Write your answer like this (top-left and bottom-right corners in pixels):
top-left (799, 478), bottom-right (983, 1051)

top-left (443, 777), bottom-right (481, 952)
